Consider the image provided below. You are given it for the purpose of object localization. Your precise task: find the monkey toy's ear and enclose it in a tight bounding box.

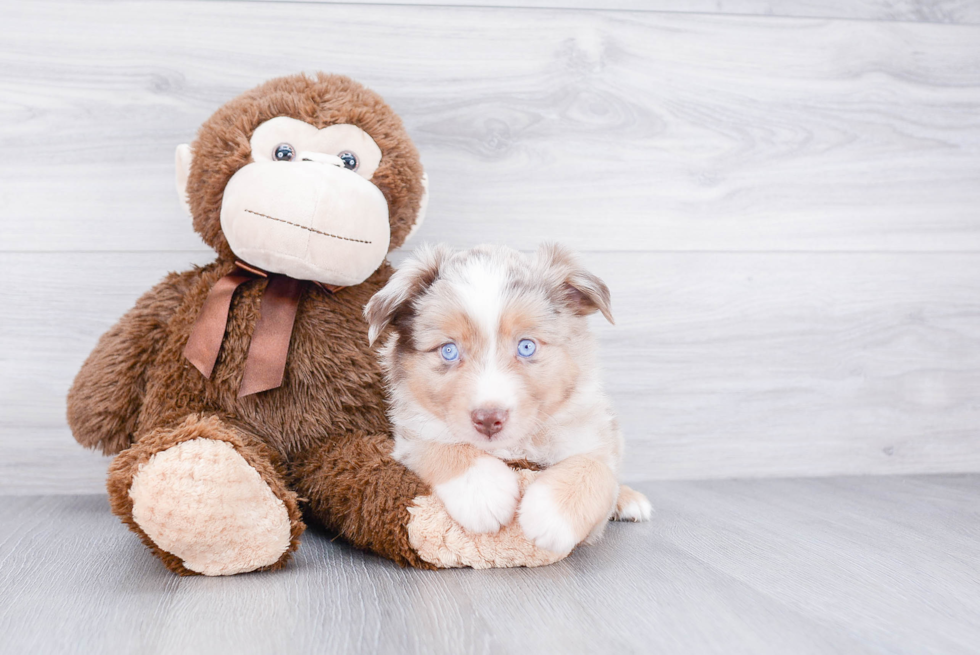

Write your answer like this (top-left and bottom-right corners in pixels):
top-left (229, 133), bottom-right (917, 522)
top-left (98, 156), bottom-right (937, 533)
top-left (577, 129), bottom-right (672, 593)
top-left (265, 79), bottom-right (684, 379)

top-left (175, 144), bottom-right (193, 216)
top-left (403, 172), bottom-right (429, 243)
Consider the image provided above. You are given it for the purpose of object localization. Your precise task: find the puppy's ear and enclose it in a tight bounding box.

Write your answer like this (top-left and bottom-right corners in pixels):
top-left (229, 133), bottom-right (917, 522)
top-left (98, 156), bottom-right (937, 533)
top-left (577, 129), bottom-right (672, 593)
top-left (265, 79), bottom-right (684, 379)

top-left (537, 242), bottom-right (614, 324)
top-left (364, 243), bottom-right (453, 345)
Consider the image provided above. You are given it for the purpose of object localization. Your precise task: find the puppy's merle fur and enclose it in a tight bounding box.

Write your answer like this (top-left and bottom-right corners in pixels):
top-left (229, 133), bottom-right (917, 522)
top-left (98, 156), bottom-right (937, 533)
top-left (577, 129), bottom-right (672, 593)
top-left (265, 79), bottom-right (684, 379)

top-left (366, 243), bottom-right (651, 553)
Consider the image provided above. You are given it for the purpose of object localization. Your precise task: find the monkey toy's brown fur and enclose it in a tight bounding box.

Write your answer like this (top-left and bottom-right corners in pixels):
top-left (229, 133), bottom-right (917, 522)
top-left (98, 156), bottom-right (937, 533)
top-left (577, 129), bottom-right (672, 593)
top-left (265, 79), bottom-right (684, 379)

top-left (67, 73), bottom-right (560, 575)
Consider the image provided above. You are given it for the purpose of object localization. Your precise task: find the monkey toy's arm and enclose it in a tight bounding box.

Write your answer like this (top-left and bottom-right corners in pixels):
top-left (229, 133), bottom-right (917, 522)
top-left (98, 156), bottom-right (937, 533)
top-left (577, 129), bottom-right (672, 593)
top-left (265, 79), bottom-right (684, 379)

top-left (291, 432), bottom-right (435, 567)
top-left (67, 271), bottom-right (191, 455)
top-left (290, 433), bottom-right (568, 569)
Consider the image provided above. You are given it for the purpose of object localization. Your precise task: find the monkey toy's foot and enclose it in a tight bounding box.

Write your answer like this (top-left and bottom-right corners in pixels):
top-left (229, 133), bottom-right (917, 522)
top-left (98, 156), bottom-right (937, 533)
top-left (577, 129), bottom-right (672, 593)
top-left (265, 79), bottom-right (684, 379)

top-left (107, 415), bottom-right (304, 576)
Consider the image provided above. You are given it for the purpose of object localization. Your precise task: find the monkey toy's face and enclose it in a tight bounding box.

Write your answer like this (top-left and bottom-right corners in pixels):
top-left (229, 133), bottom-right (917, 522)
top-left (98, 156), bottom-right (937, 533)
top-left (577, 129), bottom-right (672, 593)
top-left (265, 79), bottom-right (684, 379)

top-left (218, 116), bottom-right (392, 286)
top-left (175, 74), bottom-right (428, 287)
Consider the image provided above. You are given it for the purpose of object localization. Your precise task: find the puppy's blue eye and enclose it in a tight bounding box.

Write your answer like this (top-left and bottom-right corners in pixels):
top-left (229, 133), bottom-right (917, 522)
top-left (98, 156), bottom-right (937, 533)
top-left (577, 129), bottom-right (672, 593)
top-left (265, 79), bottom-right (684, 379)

top-left (517, 339), bottom-right (536, 358)
top-left (440, 343), bottom-right (459, 362)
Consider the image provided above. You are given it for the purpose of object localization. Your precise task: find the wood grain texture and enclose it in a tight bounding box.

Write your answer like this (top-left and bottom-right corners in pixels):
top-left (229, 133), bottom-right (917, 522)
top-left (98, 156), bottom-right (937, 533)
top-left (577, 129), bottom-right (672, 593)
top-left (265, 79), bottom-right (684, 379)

top-left (3, 250), bottom-right (978, 494)
top-left (1, 476), bottom-right (978, 654)
top-left (1, 1), bottom-right (979, 253)
top-left (2, 0), bottom-right (978, 489)
top-left (258, 0), bottom-right (980, 25)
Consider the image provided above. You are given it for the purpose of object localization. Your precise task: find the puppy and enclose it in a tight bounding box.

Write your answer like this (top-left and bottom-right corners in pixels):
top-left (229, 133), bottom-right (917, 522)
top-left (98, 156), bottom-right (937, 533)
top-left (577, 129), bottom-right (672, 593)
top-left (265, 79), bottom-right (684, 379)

top-left (365, 243), bottom-right (651, 554)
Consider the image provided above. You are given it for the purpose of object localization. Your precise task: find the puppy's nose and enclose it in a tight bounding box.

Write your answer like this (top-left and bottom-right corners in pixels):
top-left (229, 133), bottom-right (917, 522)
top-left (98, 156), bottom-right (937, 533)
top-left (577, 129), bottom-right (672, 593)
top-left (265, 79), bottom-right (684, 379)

top-left (471, 408), bottom-right (509, 438)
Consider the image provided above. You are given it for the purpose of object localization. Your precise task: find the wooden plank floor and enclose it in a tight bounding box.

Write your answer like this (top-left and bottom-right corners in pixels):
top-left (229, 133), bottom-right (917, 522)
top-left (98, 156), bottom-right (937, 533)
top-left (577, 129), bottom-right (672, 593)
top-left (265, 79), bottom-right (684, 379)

top-left (2, 475), bottom-right (978, 654)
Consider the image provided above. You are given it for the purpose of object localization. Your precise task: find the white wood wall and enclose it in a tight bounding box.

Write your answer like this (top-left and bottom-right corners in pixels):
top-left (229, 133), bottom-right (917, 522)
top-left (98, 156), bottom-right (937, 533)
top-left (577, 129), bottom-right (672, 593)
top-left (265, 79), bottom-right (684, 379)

top-left (1, 0), bottom-right (978, 494)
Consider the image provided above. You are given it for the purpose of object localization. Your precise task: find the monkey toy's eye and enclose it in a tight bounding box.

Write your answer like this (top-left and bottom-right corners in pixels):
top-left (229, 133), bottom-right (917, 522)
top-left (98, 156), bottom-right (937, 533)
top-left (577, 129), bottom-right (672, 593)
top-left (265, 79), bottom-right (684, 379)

top-left (273, 143), bottom-right (296, 161)
top-left (338, 151), bottom-right (358, 171)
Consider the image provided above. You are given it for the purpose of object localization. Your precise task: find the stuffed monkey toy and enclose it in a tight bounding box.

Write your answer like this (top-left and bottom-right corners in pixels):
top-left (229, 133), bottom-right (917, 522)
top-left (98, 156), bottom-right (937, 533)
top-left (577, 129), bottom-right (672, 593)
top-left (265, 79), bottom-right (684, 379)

top-left (67, 73), bottom-right (564, 575)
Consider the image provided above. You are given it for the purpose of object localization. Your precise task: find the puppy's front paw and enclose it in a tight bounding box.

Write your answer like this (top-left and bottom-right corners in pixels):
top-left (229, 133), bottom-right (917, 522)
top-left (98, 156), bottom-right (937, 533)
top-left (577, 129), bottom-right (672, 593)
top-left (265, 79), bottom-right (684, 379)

top-left (434, 457), bottom-right (519, 534)
top-left (518, 482), bottom-right (578, 554)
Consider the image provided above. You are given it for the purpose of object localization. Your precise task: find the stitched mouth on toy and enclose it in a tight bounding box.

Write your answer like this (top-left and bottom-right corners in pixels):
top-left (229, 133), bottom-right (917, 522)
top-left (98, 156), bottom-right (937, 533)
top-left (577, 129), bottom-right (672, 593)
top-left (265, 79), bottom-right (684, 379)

top-left (243, 208), bottom-right (373, 245)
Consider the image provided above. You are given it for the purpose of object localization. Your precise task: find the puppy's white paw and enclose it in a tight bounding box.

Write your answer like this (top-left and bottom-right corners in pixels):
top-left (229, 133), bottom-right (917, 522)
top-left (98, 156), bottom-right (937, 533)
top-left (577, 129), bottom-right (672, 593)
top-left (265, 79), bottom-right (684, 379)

top-left (518, 482), bottom-right (578, 554)
top-left (434, 457), bottom-right (519, 534)
top-left (613, 486), bottom-right (652, 522)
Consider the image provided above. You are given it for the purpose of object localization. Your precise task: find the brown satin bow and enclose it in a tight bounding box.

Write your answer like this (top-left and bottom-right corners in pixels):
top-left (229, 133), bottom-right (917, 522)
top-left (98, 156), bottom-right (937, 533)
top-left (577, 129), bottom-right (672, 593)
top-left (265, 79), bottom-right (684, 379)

top-left (183, 262), bottom-right (341, 397)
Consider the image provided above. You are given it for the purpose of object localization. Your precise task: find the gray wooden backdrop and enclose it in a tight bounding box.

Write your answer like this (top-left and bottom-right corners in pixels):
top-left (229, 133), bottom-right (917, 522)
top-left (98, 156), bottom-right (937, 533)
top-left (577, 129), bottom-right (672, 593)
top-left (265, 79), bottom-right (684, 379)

top-left (1, 0), bottom-right (978, 494)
